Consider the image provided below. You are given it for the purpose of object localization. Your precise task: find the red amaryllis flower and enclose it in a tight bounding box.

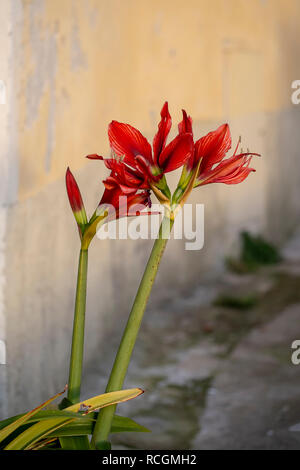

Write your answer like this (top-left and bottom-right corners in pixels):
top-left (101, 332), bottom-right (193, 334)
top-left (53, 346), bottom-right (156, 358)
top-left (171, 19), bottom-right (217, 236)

top-left (66, 167), bottom-right (88, 229)
top-left (87, 102), bottom-right (193, 195)
top-left (178, 111), bottom-right (259, 187)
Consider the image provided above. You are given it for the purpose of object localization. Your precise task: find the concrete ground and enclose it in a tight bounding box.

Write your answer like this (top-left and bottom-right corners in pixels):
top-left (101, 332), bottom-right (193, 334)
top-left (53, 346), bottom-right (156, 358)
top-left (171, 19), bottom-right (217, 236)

top-left (83, 228), bottom-right (300, 450)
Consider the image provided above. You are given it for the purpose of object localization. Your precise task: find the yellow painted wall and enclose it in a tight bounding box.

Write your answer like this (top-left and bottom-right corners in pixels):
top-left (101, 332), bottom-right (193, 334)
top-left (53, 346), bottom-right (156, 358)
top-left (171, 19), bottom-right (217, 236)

top-left (16, 0), bottom-right (300, 199)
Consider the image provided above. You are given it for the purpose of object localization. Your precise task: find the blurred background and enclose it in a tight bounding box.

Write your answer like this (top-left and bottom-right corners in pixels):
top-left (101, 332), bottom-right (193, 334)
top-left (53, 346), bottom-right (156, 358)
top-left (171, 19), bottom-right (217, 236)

top-left (1, 0), bottom-right (300, 449)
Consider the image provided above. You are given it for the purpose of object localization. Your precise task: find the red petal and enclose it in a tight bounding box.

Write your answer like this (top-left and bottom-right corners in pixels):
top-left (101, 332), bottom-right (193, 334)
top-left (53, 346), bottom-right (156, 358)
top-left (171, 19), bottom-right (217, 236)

top-left (108, 121), bottom-right (153, 166)
top-left (119, 184), bottom-right (138, 195)
top-left (122, 169), bottom-right (143, 187)
top-left (135, 155), bottom-right (154, 179)
top-left (99, 187), bottom-right (152, 221)
top-left (195, 123), bottom-right (231, 173)
top-left (100, 187), bottom-right (123, 207)
top-left (125, 191), bottom-right (152, 217)
top-left (103, 175), bottom-right (119, 190)
top-left (221, 168), bottom-right (255, 184)
top-left (104, 158), bottom-right (124, 174)
top-left (153, 102), bottom-right (172, 165)
top-left (159, 133), bottom-right (194, 172)
top-left (199, 153), bottom-right (256, 186)
top-left (178, 110), bottom-right (194, 168)
top-left (178, 109), bottom-right (193, 135)
top-left (86, 154), bottom-right (103, 160)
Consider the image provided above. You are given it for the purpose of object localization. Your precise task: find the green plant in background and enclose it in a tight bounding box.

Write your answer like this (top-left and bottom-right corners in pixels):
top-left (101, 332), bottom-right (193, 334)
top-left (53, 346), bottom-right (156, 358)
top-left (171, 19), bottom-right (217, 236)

top-left (241, 231), bottom-right (281, 268)
top-left (226, 231), bottom-right (281, 273)
top-left (214, 293), bottom-right (258, 310)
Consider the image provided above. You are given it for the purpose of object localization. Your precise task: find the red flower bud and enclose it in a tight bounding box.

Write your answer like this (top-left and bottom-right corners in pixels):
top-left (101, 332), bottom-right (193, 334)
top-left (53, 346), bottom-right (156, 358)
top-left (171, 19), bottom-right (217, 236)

top-left (66, 167), bottom-right (88, 229)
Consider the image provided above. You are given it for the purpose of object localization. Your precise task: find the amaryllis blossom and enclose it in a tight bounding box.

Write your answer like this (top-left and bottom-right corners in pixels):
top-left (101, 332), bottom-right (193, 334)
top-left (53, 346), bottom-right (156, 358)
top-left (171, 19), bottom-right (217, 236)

top-left (178, 111), bottom-right (259, 187)
top-left (87, 102), bottom-right (193, 195)
top-left (66, 167), bottom-right (88, 229)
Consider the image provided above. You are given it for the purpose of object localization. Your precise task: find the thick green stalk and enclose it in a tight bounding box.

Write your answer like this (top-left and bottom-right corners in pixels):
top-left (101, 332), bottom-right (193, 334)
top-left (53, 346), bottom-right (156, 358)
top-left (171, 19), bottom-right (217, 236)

top-left (67, 248), bottom-right (88, 404)
top-left (91, 216), bottom-right (174, 449)
top-left (60, 248), bottom-right (89, 450)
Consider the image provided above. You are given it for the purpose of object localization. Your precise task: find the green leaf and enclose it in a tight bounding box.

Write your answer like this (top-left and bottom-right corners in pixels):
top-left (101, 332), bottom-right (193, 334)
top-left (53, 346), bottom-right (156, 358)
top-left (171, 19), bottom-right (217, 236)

top-left (111, 415), bottom-right (150, 434)
top-left (4, 388), bottom-right (143, 450)
top-left (47, 414), bottom-right (150, 438)
top-left (0, 414), bottom-right (149, 449)
top-left (0, 409), bottom-right (90, 431)
top-left (58, 436), bottom-right (90, 450)
top-left (0, 386), bottom-right (67, 444)
top-left (0, 410), bottom-right (92, 449)
top-left (66, 388), bottom-right (144, 414)
top-left (49, 419), bottom-right (94, 437)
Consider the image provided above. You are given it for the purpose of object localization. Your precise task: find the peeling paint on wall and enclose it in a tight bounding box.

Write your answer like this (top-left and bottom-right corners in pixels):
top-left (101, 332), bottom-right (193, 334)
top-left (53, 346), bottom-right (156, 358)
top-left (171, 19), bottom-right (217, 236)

top-left (0, 0), bottom-right (20, 418)
top-left (25, 1), bottom-right (57, 172)
top-left (71, 0), bottom-right (87, 71)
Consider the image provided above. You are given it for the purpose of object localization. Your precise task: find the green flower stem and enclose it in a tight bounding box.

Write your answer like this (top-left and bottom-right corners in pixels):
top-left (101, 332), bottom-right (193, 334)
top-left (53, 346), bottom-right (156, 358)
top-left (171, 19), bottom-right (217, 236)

top-left (59, 247), bottom-right (90, 450)
top-left (67, 248), bottom-right (88, 404)
top-left (91, 216), bottom-right (174, 449)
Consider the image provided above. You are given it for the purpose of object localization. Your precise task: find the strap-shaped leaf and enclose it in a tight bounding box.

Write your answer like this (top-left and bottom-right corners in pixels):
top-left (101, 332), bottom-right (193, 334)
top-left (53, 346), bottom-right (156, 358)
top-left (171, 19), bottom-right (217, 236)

top-left (30, 415), bottom-right (150, 450)
top-left (47, 414), bottom-right (150, 437)
top-left (66, 388), bottom-right (143, 414)
top-left (0, 409), bottom-right (89, 431)
top-left (0, 410), bottom-right (92, 449)
top-left (4, 388), bottom-right (143, 450)
top-left (0, 386), bottom-right (67, 443)
top-left (111, 415), bottom-right (150, 433)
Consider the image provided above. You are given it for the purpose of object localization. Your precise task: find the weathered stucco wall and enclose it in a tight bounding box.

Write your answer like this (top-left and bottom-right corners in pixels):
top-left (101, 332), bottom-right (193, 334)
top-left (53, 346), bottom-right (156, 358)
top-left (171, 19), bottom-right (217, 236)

top-left (1, 0), bottom-right (300, 416)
